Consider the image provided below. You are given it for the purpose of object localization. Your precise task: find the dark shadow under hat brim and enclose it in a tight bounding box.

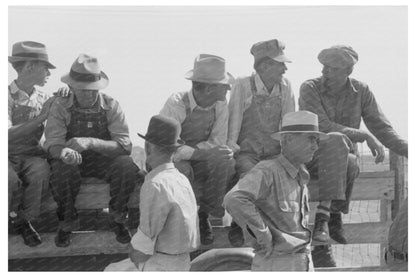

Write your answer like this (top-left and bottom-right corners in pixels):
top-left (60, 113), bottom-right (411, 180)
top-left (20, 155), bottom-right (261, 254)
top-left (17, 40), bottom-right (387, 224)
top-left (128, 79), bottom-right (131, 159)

top-left (137, 133), bottom-right (185, 148)
top-left (271, 131), bottom-right (329, 141)
top-left (8, 56), bottom-right (56, 69)
top-left (61, 71), bottom-right (109, 90)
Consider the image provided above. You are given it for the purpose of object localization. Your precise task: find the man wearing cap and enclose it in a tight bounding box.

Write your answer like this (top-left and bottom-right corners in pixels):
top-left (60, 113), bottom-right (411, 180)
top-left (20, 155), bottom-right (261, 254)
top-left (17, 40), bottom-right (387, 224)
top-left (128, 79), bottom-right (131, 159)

top-left (226, 39), bottom-right (295, 246)
top-left (299, 45), bottom-right (408, 249)
top-left (159, 54), bottom-right (235, 245)
top-left (8, 41), bottom-right (69, 246)
top-left (224, 111), bottom-right (328, 271)
top-left (44, 54), bottom-right (142, 247)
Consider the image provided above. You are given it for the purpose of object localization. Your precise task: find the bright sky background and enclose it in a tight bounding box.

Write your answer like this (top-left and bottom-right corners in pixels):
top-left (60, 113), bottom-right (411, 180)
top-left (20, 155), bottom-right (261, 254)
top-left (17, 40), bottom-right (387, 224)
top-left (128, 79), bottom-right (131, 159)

top-left (7, 5), bottom-right (408, 148)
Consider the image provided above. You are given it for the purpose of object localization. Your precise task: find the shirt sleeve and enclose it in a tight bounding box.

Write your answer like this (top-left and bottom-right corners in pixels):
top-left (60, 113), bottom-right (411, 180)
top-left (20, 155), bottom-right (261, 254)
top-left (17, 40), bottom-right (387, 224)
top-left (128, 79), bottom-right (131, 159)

top-left (196, 100), bottom-right (228, 149)
top-left (227, 79), bottom-right (246, 152)
top-left (131, 181), bottom-right (170, 255)
top-left (43, 99), bottom-right (70, 153)
top-left (106, 99), bottom-right (132, 154)
top-left (282, 79), bottom-right (296, 116)
top-left (299, 81), bottom-right (367, 142)
top-left (361, 87), bottom-right (408, 157)
top-left (223, 167), bottom-right (272, 245)
top-left (8, 93), bottom-right (14, 128)
top-left (159, 93), bottom-right (187, 125)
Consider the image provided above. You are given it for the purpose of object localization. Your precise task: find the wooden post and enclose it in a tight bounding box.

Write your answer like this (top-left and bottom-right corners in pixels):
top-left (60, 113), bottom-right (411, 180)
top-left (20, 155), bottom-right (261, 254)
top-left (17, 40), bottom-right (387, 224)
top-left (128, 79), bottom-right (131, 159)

top-left (389, 150), bottom-right (407, 220)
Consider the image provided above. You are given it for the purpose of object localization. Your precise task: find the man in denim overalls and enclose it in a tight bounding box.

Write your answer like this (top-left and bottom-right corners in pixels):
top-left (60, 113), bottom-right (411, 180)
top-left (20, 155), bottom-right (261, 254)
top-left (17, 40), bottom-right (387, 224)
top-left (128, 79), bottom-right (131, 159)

top-left (226, 39), bottom-right (295, 246)
top-left (160, 54), bottom-right (235, 245)
top-left (44, 54), bottom-right (142, 247)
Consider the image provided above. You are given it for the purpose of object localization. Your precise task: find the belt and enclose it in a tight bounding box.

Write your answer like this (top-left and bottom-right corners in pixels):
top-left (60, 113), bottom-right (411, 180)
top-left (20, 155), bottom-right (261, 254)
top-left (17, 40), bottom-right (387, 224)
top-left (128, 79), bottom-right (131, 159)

top-left (384, 246), bottom-right (408, 262)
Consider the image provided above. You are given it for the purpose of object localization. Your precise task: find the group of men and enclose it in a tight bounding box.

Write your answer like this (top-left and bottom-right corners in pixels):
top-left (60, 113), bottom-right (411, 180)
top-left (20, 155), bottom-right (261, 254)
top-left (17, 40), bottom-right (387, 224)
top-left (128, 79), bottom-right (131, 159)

top-left (9, 38), bottom-right (407, 271)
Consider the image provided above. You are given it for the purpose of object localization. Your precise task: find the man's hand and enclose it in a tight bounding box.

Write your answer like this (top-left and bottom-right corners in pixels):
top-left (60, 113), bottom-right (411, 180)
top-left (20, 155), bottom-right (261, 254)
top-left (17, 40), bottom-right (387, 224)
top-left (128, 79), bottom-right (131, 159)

top-left (54, 86), bottom-right (72, 97)
top-left (208, 145), bottom-right (234, 161)
top-left (66, 137), bottom-right (92, 153)
top-left (60, 147), bottom-right (82, 165)
top-left (366, 134), bottom-right (385, 164)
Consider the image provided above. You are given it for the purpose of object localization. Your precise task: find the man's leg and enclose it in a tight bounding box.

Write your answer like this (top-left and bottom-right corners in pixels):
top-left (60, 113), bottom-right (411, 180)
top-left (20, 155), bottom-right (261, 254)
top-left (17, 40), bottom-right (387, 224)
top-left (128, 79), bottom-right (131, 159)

top-left (105, 155), bottom-right (142, 244)
top-left (49, 159), bottom-right (82, 247)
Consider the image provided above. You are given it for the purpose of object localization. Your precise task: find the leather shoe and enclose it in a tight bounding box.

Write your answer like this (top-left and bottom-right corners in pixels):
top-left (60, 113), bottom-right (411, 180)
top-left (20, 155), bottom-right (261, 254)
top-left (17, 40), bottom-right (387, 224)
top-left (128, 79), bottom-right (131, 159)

top-left (313, 213), bottom-right (330, 243)
top-left (55, 229), bottom-right (71, 247)
top-left (312, 245), bottom-right (337, 267)
top-left (199, 212), bottom-right (214, 245)
top-left (20, 220), bottom-right (42, 247)
top-left (113, 222), bottom-right (131, 244)
top-left (228, 221), bottom-right (244, 247)
top-left (329, 213), bottom-right (347, 244)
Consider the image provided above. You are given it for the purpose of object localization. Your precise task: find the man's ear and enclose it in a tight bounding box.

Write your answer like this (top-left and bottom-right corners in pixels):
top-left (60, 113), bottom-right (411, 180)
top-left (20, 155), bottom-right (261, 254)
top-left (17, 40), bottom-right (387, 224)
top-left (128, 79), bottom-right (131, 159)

top-left (23, 61), bottom-right (35, 73)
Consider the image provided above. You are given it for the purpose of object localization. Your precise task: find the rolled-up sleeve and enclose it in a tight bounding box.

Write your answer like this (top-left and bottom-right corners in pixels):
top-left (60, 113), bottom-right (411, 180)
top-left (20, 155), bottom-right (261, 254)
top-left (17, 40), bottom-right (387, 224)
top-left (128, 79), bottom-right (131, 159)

top-left (223, 168), bottom-right (272, 245)
top-left (132, 182), bottom-right (170, 255)
top-left (196, 100), bottom-right (228, 149)
top-left (106, 99), bottom-right (132, 154)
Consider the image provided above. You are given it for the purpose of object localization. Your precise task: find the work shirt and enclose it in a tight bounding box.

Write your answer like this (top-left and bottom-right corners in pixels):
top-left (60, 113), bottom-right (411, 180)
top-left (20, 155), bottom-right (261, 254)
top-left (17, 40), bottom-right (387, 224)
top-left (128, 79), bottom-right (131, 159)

top-left (43, 92), bottom-right (132, 154)
top-left (8, 80), bottom-right (50, 156)
top-left (160, 90), bottom-right (228, 150)
top-left (227, 74), bottom-right (295, 152)
top-left (224, 154), bottom-right (311, 254)
top-left (299, 77), bottom-right (407, 157)
top-left (131, 163), bottom-right (200, 255)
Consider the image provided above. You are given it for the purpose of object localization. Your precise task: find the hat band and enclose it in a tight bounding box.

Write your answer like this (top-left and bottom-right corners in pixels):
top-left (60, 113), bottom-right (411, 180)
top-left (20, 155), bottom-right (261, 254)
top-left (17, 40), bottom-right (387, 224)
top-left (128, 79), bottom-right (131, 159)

top-left (281, 124), bottom-right (318, 132)
top-left (12, 52), bottom-right (49, 60)
top-left (70, 69), bottom-right (101, 82)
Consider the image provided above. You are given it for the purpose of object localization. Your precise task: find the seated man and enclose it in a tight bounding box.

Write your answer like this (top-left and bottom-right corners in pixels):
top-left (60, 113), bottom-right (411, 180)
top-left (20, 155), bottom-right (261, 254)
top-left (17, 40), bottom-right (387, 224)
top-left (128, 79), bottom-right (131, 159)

top-left (8, 41), bottom-right (69, 246)
top-left (224, 111), bottom-right (328, 271)
top-left (44, 54), bottom-right (142, 247)
top-left (159, 54), bottom-right (235, 245)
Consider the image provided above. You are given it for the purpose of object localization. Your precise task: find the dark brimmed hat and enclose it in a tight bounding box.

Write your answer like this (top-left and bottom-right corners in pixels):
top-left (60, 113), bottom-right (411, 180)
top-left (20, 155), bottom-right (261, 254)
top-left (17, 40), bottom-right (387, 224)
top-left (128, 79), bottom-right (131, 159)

top-left (8, 41), bottom-right (56, 69)
top-left (61, 54), bottom-right (109, 90)
top-left (138, 115), bottom-right (185, 148)
top-left (271, 111), bottom-right (329, 140)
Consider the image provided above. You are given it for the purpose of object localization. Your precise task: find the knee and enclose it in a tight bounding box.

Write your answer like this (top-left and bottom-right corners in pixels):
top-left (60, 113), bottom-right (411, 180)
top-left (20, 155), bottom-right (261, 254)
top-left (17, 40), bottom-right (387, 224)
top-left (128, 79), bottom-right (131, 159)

top-left (320, 132), bottom-right (351, 153)
top-left (50, 159), bottom-right (78, 180)
top-left (113, 155), bottom-right (139, 172)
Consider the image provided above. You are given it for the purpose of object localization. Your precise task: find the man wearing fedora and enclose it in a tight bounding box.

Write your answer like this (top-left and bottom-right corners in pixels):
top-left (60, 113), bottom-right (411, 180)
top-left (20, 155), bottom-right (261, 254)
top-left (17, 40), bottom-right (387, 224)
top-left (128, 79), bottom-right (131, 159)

top-left (8, 41), bottom-right (70, 246)
top-left (226, 39), bottom-right (295, 246)
top-left (159, 54), bottom-right (235, 245)
top-left (44, 54), bottom-right (142, 247)
top-left (224, 111), bottom-right (328, 271)
top-left (299, 45), bottom-right (408, 265)
top-left (126, 115), bottom-right (200, 271)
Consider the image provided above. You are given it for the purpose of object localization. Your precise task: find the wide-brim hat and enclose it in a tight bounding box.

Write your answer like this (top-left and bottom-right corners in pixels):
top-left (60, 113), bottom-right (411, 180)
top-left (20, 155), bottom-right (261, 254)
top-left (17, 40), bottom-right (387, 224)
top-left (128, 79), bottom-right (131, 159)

top-left (251, 39), bottom-right (292, 63)
top-left (271, 111), bottom-right (329, 141)
top-left (138, 115), bottom-right (185, 148)
top-left (185, 54), bottom-right (234, 85)
top-left (318, 45), bottom-right (359, 68)
top-left (8, 41), bottom-right (56, 69)
top-left (61, 54), bottom-right (109, 90)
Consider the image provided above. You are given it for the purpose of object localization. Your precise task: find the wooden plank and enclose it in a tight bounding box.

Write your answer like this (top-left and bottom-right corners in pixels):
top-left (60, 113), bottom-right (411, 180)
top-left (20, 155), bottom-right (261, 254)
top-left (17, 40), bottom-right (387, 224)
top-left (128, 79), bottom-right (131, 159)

top-left (316, 266), bottom-right (384, 271)
top-left (9, 221), bottom-right (391, 259)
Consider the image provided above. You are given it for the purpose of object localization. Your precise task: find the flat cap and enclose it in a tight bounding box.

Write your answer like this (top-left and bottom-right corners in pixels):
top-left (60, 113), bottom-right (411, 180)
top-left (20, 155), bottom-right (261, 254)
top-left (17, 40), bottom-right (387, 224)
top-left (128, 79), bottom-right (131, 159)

top-left (251, 39), bottom-right (291, 63)
top-left (318, 45), bottom-right (358, 68)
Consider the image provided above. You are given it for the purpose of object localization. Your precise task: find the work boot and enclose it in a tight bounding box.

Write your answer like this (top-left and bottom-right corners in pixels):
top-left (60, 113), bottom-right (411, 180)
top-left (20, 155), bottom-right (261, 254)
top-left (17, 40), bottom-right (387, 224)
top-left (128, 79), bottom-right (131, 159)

top-left (228, 221), bottom-right (244, 247)
top-left (113, 222), bottom-right (131, 244)
top-left (312, 245), bottom-right (337, 267)
top-left (313, 213), bottom-right (330, 243)
top-left (329, 213), bottom-right (347, 244)
top-left (55, 229), bottom-right (72, 247)
top-left (20, 220), bottom-right (42, 247)
top-left (199, 211), bottom-right (214, 245)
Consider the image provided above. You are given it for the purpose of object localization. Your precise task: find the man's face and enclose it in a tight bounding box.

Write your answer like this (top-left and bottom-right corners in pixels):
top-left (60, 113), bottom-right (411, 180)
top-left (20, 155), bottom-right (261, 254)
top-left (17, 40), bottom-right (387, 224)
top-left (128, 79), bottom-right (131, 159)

top-left (206, 83), bottom-right (230, 105)
top-left (286, 133), bottom-right (319, 164)
top-left (71, 87), bottom-right (99, 108)
top-left (260, 59), bottom-right (287, 84)
top-left (26, 61), bottom-right (51, 87)
top-left (321, 64), bottom-right (351, 88)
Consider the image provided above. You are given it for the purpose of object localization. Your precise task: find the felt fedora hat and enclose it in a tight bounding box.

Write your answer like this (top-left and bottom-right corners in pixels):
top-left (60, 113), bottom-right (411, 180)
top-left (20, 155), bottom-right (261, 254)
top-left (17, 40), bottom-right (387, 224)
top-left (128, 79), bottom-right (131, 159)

top-left (8, 41), bottom-right (56, 69)
top-left (138, 115), bottom-right (185, 148)
top-left (61, 54), bottom-right (109, 90)
top-left (271, 111), bottom-right (329, 141)
top-left (251, 39), bottom-right (292, 63)
top-left (185, 54), bottom-right (234, 85)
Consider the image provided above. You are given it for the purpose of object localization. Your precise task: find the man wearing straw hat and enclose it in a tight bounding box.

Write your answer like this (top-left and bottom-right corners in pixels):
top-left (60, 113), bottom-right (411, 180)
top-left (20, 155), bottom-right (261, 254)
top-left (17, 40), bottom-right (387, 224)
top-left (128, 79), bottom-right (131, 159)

top-left (226, 39), bottom-right (295, 246)
top-left (159, 54), bottom-right (235, 245)
top-left (224, 111), bottom-right (328, 271)
top-left (8, 41), bottom-right (69, 246)
top-left (44, 54), bottom-right (142, 247)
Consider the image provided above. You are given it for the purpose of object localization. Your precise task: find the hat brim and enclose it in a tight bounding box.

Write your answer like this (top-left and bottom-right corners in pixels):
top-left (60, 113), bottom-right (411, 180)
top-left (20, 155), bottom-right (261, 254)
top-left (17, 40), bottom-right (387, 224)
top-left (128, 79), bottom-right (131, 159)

top-left (271, 55), bottom-right (292, 63)
top-left (61, 71), bottom-right (109, 90)
top-left (8, 56), bottom-right (56, 69)
top-left (185, 71), bottom-right (235, 85)
top-left (137, 133), bottom-right (185, 148)
top-left (271, 131), bottom-right (329, 141)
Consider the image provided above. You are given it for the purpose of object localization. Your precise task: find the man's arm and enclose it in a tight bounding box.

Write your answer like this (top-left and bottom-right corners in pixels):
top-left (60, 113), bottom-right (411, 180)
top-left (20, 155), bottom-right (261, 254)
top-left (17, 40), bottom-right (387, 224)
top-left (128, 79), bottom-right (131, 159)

top-left (227, 79), bottom-right (246, 153)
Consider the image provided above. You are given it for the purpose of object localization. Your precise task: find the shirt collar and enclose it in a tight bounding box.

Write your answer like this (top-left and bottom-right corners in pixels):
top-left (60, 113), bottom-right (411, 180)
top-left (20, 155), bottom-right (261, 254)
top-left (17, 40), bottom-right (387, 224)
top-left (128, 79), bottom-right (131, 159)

top-left (145, 162), bottom-right (176, 181)
top-left (320, 77), bottom-right (358, 94)
top-left (9, 80), bottom-right (37, 97)
top-left (254, 73), bottom-right (288, 94)
top-left (277, 154), bottom-right (300, 179)
top-left (66, 92), bottom-right (111, 111)
top-left (187, 89), bottom-right (217, 111)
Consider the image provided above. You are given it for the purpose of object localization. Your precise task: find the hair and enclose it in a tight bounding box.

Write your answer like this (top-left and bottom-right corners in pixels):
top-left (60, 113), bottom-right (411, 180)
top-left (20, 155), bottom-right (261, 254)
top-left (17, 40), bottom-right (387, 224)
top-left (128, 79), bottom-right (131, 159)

top-left (152, 143), bottom-right (177, 157)
top-left (192, 81), bottom-right (210, 92)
